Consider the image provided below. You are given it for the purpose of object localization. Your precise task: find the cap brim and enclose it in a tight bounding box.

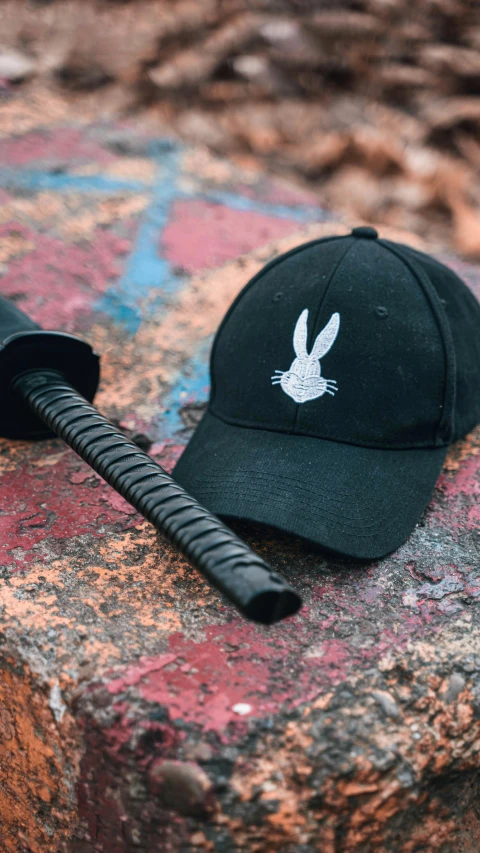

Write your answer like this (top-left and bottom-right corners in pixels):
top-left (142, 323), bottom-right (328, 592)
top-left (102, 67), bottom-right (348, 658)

top-left (173, 412), bottom-right (447, 560)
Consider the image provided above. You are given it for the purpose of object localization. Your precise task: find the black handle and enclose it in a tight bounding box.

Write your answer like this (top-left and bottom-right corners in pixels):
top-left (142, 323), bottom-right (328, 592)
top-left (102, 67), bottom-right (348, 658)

top-left (0, 295), bottom-right (302, 623)
top-left (15, 370), bottom-right (300, 623)
top-left (0, 295), bottom-right (99, 439)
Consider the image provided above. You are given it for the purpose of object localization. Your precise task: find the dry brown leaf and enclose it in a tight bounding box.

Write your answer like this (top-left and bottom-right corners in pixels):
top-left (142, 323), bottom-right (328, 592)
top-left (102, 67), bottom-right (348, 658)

top-left (309, 12), bottom-right (381, 38)
top-left (376, 63), bottom-right (436, 91)
top-left (421, 44), bottom-right (480, 77)
top-left (149, 13), bottom-right (265, 90)
top-left (424, 98), bottom-right (480, 131)
top-left (294, 133), bottom-right (350, 177)
top-left (347, 127), bottom-right (405, 176)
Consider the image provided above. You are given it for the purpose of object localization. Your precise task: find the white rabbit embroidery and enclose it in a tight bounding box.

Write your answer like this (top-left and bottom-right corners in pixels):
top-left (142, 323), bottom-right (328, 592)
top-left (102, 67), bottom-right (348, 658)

top-left (272, 309), bottom-right (340, 403)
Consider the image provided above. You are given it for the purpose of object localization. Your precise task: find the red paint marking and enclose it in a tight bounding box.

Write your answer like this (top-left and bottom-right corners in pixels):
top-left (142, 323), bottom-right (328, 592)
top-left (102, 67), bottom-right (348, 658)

top-left (0, 454), bottom-right (138, 571)
top-left (434, 456), bottom-right (480, 529)
top-left (101, 490), bottom-right (137, 516)
top-left (104, 610), bottom-right (437, 736)
top-left (0, 129), bottom-right (114, 167)
top-left (106, 629), bottom-right (279, 735)
top-left (318, 639), bottom-right (350, 676)
top-left (162, 200), bottom-right (299, 273)
top-left (0, 224), bottom-right (132, 330)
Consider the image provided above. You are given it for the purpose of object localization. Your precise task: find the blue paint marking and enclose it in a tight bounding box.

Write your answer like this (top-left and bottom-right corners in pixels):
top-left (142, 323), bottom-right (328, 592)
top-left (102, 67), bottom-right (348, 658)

top-left (93, 144), bottom-right (331, 336)
top-left (0, 169), bottom-right (146, 194)
top-left (155, 342), bottom-right (211, 441)
top-left (95, 173), bottom-right (332, 334)
top-left (0, 138), bottom-right (331, 339)
top-left (95, 142), bottom-right (184, 334)
top-left (2, 133), bottom-right (333, 440)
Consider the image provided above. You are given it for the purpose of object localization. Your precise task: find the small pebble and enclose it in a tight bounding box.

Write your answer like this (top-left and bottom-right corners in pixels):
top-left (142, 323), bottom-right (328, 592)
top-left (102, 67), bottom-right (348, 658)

top-left (232, 703), bottom-right (252, 716)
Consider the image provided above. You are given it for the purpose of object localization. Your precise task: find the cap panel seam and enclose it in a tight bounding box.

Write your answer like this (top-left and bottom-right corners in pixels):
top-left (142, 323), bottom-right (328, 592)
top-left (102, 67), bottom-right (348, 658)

top-left (378, 240), bottom-right (457, 445)
top-left (292, 238), bottom-right (355, 433)
top-left (209, 234), bottom-right (349, 409)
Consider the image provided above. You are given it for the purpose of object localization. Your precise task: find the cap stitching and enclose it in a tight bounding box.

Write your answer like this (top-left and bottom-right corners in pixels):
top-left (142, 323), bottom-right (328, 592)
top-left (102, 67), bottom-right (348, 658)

top-left (191, 483), bottom-right (391, 531)
top-left (207, 405), bottom-right (451, 450)
top-left (186, 468), bottom-right (400, 521)
top-left (187, 480), bottom-right (427, 539)
top-left (195, 463), bottom-right (428, 506)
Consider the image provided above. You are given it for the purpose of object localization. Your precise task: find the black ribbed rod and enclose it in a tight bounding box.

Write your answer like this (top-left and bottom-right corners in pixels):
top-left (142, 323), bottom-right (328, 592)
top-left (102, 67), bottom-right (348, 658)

top-left (14, 369), bottom-right (301, 624)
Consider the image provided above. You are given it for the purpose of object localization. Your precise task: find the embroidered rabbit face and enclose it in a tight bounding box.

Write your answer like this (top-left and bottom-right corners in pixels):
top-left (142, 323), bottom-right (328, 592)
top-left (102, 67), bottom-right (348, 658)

top-left (272, 309), bottom-right (340, 403)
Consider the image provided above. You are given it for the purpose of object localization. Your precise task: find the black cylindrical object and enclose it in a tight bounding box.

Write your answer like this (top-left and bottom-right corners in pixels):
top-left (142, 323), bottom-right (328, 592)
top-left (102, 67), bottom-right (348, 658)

top-left (0, 296), bottom-right (301, 624)
top-left (0, 298), bottom-right (99, 440)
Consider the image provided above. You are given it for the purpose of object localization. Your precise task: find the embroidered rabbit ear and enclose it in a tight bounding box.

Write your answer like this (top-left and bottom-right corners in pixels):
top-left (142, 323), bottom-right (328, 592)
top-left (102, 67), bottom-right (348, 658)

top-left (310, 312), bottom-right (340, 360)
top-left (293, 308), bottom-right (309, 358)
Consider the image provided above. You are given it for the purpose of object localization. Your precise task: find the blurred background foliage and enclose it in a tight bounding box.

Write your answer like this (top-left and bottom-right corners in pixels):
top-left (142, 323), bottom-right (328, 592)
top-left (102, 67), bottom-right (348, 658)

top-left (1, 0), bottom-right (480, 256)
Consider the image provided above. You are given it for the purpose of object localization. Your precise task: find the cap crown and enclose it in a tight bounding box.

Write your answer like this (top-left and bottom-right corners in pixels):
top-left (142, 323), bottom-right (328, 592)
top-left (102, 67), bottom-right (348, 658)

top-left (209, 234), bottom-right (480, 450)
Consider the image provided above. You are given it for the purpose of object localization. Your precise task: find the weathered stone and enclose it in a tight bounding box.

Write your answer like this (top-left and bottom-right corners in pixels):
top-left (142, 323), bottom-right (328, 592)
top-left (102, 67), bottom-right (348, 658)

top-left (0, 91), bottom-right (479, 852)
top-left (148, 760), bottom-right (214, 816)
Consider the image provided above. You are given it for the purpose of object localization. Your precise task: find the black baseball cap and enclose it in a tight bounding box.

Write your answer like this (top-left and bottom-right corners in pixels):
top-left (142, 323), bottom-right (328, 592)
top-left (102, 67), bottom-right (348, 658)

top-left (173, 227), bottom-right (480, 559)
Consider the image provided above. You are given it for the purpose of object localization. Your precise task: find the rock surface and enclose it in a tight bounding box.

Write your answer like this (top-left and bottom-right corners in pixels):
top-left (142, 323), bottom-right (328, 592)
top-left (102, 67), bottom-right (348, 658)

top-left (0, 92), bottom-right (480, 852)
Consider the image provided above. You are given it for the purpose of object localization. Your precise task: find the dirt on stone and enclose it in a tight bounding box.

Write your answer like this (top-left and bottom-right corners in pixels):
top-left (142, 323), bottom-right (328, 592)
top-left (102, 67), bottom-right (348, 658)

top-left (1, 0), bottom-right (480, 257)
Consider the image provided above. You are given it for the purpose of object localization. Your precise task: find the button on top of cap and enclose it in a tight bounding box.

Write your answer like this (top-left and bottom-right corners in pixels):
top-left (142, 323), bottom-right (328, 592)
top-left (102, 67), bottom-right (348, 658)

top-left (351, 226), bottom-right (378, 239)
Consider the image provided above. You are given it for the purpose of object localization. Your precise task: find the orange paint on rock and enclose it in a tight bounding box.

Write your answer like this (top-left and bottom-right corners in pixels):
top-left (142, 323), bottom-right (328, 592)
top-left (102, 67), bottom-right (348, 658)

top-left (0, 439), bottom-right (34, 476)
top-left (1, 523), bottom-right (189, 674)
top-left (0, 659), bottom-right (79, 852)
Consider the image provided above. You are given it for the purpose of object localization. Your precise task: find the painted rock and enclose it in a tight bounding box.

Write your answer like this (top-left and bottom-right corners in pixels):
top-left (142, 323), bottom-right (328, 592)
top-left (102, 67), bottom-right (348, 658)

top-left (0, 93), bottom-right (479, 852)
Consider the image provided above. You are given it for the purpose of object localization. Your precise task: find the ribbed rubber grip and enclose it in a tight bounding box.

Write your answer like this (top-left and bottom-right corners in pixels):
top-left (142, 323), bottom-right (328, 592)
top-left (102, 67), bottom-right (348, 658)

top-left (14, 370), bottom-right (301, 624)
